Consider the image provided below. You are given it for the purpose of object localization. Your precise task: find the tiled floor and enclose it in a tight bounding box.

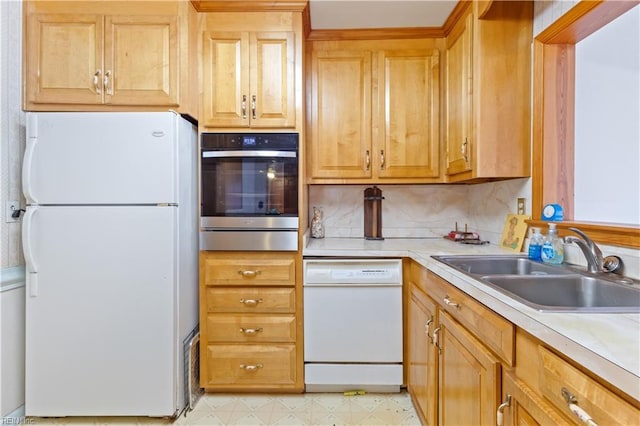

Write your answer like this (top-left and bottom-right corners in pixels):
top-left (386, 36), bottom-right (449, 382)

top-left (28, 392), bottom-right (421, 425)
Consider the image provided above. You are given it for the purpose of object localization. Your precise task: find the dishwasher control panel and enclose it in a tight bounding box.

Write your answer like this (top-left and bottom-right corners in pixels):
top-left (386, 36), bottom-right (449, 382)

top-left (303, 258), bottom-right (402, 284)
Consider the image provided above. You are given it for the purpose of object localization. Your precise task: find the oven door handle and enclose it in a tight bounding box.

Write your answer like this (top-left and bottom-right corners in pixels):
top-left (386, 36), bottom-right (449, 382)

top-left (202, 150), bottom-right (296, 158)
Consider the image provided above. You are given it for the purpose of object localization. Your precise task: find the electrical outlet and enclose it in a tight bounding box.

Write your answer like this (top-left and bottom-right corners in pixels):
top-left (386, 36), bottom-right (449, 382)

top-left (517, 198), bottom-right (526, 215)
top-left (5, 201), bottom-right (21, 223)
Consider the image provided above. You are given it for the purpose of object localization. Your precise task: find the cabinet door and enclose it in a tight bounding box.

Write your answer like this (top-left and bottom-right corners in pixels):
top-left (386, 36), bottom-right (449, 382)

top-left (104, 15), bottom-right (178, 106)
top-left (26, 14), bottom-right (103, 105)
top-left (202, 31), bottom-right (250, 127)
top-left (501, 371), bottom-right (572, 426)
top-left (250, 32), bottom-right (295, 128)
top-left (408, 285), bottom-right (438, 426)
top-left (438, 311), bottom-right (500, 426)
top-left (310, 50), bottom-right (372, 179)
top-left (378, 50), bottom-right (440, 179)
top-left (445, 12), bottom-right (473, 176)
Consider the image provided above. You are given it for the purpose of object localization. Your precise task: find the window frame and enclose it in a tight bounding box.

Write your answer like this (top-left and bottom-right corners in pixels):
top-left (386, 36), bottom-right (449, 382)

top-left (530, 0), bottom-right (640, 248)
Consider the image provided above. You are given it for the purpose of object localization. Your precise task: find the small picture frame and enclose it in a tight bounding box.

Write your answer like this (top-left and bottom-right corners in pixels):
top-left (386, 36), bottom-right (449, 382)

top-left (500, 214), bottom-right (530, 252)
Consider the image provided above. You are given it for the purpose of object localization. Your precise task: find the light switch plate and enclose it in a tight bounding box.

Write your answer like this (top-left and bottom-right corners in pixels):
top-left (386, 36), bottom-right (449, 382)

top-left (517, 198), bottom-right (526, 215)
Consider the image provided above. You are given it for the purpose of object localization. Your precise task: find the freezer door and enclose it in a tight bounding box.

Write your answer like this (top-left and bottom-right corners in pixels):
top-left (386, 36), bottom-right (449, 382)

top-left (23, 112), bottom-right (181, 205)
top-left (23, 205), bottom-right (180, 416)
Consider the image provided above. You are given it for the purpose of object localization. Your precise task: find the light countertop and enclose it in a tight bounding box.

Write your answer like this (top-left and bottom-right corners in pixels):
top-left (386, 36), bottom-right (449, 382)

top-left (304, 237), bottom-right (640, 401)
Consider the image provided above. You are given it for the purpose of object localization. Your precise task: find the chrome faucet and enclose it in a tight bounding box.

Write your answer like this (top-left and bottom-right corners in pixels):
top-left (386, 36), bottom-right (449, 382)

top-left (564, 227), bottom-right (604, 273)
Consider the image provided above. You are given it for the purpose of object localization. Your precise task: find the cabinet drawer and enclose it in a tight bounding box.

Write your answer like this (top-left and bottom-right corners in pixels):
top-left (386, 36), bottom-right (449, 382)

top-left (207, 314), bottom-right (296, 343)
top-left (205, 287), bottom-right (295, 313)
top-left (426, 271), bottom-right (514, 365)
top-left (538, 346), bottom-right (639, 425)
top-left (201, 252), bottom-right (296, 286)
top-left (410, 260), bottom-right (429, 294)
top-left (204, 344), bottom-right (296, 387)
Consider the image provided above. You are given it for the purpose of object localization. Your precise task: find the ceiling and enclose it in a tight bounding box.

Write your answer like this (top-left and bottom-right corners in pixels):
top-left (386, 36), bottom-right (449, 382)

top-left (308, 0), bottom-right (459, 29)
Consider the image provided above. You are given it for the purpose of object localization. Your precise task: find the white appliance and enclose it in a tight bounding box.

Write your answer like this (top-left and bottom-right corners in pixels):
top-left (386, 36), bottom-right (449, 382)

top-left (303, 258), bottom-right (403, 392)
top-left (22, 111), bottom-right (199, 417)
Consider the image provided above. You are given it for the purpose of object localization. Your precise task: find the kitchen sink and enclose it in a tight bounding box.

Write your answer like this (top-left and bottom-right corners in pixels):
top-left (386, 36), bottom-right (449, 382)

top-left (433, 255), bottom-right (572, 276)
top-left (432, 255), bottom-right (640, 313)
top-left (481, 275), bottom-right (640, 313)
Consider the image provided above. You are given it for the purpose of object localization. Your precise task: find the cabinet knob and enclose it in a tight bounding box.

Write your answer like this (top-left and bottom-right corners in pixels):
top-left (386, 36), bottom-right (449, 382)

top-left (365, 150), bottom-right (371, 171)
top-left (380, 150), bottom-right (385, 169)
top-left (240, 327), bottom-right (263, 335)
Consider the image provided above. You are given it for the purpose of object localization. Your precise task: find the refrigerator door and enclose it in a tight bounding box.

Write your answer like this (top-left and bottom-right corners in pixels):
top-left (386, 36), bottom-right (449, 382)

top-left (23, 112), bottom-right (178, 205)
top-left (23, 205), bottom-right (178, 416)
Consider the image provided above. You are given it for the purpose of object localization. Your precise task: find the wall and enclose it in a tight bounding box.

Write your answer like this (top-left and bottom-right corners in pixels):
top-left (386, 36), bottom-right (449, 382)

top-left (0, 0), bottom-right (26, 418)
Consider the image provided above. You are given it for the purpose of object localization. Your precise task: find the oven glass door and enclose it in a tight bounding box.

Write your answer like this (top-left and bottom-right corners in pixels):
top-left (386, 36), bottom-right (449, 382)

top-left (201, 152), bottom-right (298, 217)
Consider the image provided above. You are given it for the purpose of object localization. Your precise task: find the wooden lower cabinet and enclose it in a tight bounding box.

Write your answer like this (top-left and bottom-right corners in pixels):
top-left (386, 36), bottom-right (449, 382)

top-left (199, 251), bottom-right (303, 392)
top-left (438, 311), bottom-right (501, 425)
top-left (407, 284), bottom-right (438, 425)
top-left (204, 344), bottom-right (296, 386)
top-left (407, 261), bottom-right (509, 425)
top-left (407, 260), bottom-right (640, 426)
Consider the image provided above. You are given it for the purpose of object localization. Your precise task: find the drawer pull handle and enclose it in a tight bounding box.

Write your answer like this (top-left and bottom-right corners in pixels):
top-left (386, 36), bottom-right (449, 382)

top-left (240, 327), bottom-right (263, 335)
top-left (240, 363), bottom-right (263, 372)
top-left (496, 394), bottom-right (511, 426)
top-left (239, 269), bottom-right (261, 278)
top-left (561, 388), bottom-right (598, 426)
top-left (443, 295), bottom-right (460, 309)
top-left (240, 298), bottom-right (263, 307)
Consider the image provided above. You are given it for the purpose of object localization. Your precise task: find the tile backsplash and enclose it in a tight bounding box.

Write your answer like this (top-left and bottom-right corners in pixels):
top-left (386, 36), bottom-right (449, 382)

top-left (308, 178), bottom-right (532, 244)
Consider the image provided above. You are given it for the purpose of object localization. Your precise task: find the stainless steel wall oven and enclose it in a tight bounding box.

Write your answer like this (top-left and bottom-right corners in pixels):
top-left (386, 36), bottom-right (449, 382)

top-left (199, 133), bottom-right (299, 251)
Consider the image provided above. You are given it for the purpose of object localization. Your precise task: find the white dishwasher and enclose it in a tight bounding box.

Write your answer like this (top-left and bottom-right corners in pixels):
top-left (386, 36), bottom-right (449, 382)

top-left (303, 258), bottom-right (403, 392)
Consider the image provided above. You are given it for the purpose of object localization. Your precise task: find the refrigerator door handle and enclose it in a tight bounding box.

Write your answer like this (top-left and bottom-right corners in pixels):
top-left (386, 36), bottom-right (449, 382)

top-left (23, 207), bottom-right (39, 297)
top-left (23, 129), bottom-right (38, 204)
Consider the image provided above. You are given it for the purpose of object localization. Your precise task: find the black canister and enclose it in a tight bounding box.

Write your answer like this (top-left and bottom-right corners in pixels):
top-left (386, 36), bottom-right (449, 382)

top-left (364, 186), bottom-right (384, 240)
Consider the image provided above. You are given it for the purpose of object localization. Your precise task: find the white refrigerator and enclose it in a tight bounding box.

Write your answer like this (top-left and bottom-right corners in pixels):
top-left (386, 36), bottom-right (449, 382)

top-left (22, 111), bottom-right (199, 417)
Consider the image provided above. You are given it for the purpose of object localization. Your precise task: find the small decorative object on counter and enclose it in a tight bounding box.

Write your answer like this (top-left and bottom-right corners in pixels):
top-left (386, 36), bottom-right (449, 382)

top-left (542, 203), bottom-right (564, 221)
top-left (311, 206), bottom-right (325, 239)
top-left (443, 222), bottom-right (489, 244)
top-left (528, 227), bottom-right (544, 261)
top-left (364, 186), bottom-right (384, 240)
top-left (499, 213), bottom-right (530, 252)
top-left (541, 223), bottom-right (564, 264)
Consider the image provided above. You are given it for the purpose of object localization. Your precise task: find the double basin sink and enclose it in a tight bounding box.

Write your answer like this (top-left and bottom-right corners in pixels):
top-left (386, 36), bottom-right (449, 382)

top-left (432, 255), bottom-right (640, 313)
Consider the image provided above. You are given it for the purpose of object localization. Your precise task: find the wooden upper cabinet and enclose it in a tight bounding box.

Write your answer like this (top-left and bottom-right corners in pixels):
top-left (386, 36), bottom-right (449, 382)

top-left (378, 49), bottom-right (440, 179)
top-left (445, 13), bottom-right (473, 176)
top-left (201, 30), bottom-right (295, 128)
top-left (444, 1), bottom-right (533, 182)
top-left (308, 40), bottom-right (441, 183)
top-left (309, 50), bottom-right (372, 179)
top-left (23, 1), bottom-right (196, 113)
top-left (26, 13), bottom-right (104, 105)
top-left (104, 15), bottom-right (178, 105)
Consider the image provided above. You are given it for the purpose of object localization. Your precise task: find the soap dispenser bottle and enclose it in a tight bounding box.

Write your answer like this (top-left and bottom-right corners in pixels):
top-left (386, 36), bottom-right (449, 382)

top-left (528, 227), bottom-right (543, 261)
top-left (541, 223), bottom-right (564, 264)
